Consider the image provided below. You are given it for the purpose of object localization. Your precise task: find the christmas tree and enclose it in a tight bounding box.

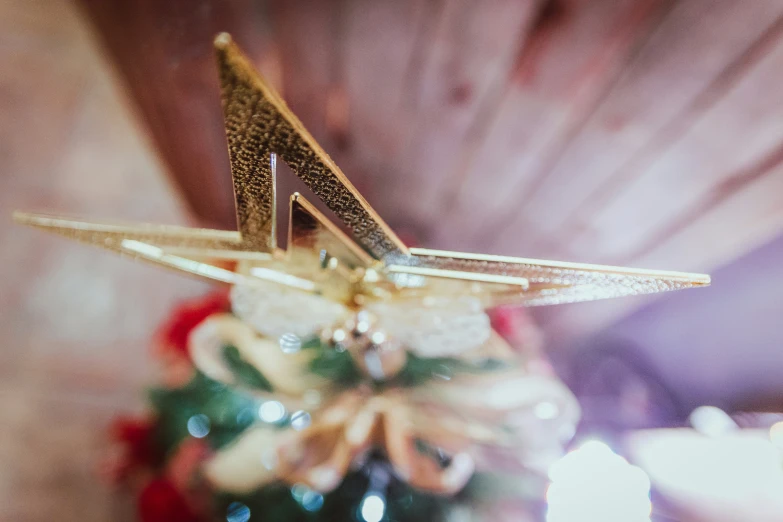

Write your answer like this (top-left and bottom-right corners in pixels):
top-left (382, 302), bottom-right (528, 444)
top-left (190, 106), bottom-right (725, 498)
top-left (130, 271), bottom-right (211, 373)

top-left (103, 290), bottom-right (578, 521)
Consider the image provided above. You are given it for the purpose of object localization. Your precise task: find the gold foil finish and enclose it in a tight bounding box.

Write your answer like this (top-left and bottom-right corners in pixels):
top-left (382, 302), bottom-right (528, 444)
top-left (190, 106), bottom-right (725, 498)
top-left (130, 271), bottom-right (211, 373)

top-left (216, 33), bottom-right (407, 259)
top-left (14, 33), bottom-right (709, 308)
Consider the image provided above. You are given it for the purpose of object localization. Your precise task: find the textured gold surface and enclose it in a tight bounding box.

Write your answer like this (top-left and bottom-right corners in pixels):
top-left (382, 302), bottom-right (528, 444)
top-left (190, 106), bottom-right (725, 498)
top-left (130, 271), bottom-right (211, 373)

top-left (216, 33), bottom-right (407, 259)
top-left (14, 33), bottom-right (709, 307)
top-left (395, 248), bottom-right (710, 306)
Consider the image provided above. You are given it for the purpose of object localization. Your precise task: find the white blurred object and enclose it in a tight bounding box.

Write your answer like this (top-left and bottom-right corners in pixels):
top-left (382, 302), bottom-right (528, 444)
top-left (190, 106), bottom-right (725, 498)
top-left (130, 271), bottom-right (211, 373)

top-left (546, 440), bottom-right (652, 522)
top-left (258, 401), bottom-right (286, 423)
top-left (689, 406), bottom-right (738, 437)
top-left (231, 282), bottom-right (347, 339)
top-left (628, 428), bottom-right (783, 522)
top-left (769, 421), bottom-right (783, 449)
top-left (359, 494), bottom-right (386, 522)
top-left (369, 296), bottom-right (490, 357)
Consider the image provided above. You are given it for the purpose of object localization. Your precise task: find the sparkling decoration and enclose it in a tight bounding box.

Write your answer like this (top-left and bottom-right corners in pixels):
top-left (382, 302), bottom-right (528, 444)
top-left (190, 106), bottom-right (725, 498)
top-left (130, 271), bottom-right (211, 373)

top-left (14, 33), bottom-right (709, 323)
top-left (16, 31), bottom-right (712, 522)
top-left (323, 311), bottom-right (407, 381)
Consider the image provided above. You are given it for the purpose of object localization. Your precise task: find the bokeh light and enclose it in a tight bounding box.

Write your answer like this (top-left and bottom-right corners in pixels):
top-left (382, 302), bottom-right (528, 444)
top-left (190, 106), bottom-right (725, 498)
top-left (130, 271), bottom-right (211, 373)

top-left (689, 406), bottom-right (737, 437)
top-left (226, 501), bottom-right (251, 522)
top-left (258, 400), bottom-right (286, 423)
top-left (290, 410), bottom-right (312, 431)
top-left (279, 332), bottom-right (302, 353)
top-left (291, 483), bottom-right (325, 512)
top-left (359, 493), bottom-right (386, 522)
top-left (301, 490), bottom-right (324, 512)
top-left (534, 400), bottom-right (560, 420)
top-left (186, 414), bottom-right (211, 438)
top-left (547, 440), bottom-right (651, 522)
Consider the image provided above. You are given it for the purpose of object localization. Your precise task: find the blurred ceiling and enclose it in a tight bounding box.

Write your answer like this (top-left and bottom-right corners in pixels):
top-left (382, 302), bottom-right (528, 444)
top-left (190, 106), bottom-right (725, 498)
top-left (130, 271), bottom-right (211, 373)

top-left (77, 0), bottom-right (783, 338)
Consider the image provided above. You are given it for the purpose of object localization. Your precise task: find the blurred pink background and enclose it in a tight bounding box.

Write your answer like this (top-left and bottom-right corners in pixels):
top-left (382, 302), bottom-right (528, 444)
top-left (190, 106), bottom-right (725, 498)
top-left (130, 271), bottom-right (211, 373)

top-left (2, 0), bottom-right (783, 520)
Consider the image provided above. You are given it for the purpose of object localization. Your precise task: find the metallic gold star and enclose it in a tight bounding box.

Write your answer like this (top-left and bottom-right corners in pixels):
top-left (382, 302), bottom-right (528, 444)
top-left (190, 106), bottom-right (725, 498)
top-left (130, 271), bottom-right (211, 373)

top-left (14, 33), bottom-right (709, 308)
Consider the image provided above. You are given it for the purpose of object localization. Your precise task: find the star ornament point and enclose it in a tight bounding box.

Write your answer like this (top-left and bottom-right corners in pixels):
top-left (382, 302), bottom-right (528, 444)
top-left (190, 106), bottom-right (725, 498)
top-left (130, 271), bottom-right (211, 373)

top-left (14, 34), bottom-right (710, 308)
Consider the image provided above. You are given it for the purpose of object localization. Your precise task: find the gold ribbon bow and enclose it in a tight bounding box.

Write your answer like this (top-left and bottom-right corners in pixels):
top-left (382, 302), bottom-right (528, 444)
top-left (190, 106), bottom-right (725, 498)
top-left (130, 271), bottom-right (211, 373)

top-left (192, 314), bottom-right (579, 495)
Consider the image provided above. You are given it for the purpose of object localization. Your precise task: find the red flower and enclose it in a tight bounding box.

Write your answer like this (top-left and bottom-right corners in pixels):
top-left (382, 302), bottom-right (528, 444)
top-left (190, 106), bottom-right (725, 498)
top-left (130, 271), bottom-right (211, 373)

top-left (138, 478), bottom-right (202, 522)
top-left (489, 306), bottom-right (544, 355)
top-left (103, 415), bottom-right (161, 483)
top-left (156, 289), bottom-right (231, 360)
top-left (489, 306), bottom-right (523, 339)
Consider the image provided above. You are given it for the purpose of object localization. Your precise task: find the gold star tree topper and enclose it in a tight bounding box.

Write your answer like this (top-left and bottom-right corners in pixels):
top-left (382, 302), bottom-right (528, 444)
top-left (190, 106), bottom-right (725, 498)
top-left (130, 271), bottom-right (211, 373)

top-left (14, 33), bottom-right (708, 312)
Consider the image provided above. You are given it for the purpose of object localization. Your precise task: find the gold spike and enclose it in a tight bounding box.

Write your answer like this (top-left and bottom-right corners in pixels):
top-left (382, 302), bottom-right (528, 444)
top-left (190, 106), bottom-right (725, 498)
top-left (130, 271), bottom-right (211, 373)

top-left (12, 212), bottom-right (243, 253)
top-left (11, 212), bottom-right (274, 285)
top-left (215, 33), bottom-right (408, 260)
top-left (392, 248), bottom-right (710, 307)
top-left (11, 211), bottom-right (278, 261)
